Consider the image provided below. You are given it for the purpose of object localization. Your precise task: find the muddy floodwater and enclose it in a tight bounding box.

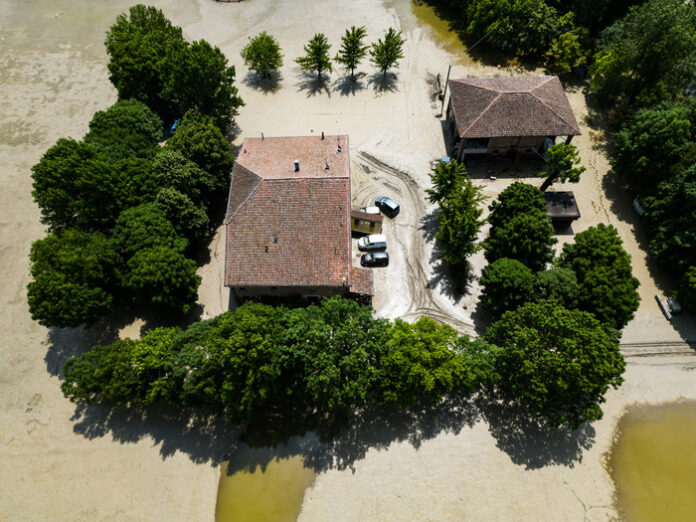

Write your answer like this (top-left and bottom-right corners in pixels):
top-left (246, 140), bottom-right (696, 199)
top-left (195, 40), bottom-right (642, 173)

top-left (609, 402), bottom-right (696, 522)
top-left (216, 456), bottom-right (317, 522)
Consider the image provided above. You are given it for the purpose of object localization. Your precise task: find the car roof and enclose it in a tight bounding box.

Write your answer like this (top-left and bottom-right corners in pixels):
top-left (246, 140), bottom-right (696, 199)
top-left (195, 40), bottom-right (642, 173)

top-left (371, 251), bottom-right (388, 258)
top-left (365, 234), bottom-right (386, 242)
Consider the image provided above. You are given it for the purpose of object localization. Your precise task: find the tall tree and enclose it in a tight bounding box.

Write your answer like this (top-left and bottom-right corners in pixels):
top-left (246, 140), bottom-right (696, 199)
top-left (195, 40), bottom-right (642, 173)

top-left (334, 26), bottom-right (369, 79)
top-left (590, 0), bottom-right (696, 107)
top-left (485, 300), bottom-right (625, 428)
top-left (558, 224), bottom-right (640, 330)
top-left (426, 159), bottom-right (468, 205)
top-left (240, 31), bottom-right (283, 78)
top-left (479, 258), bottom-right (535, 318)
top-left (296, 33), bottom-right (333, 81)
top-left (27, 230), bottom-right (117, 328)
top-left (539, 143), bottom-right (586, 191)
top-left (370, 28), bottom-right (406, 76)
top-left (105, 4), bottom-right (183, 119)
top-left (679, 266), bottom-right (696, 314)
top-left (161, 39), bottom-right (243, 130)
top-left (487, 182), bottom-right (547, 231)
top-left (485, 210), bottom-right (556, 271)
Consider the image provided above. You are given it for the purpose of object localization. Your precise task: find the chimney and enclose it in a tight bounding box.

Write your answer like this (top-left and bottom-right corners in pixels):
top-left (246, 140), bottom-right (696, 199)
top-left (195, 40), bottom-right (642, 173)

top-left (321, 131), bottom-right (325, 140)
top-left (261, 132), bottom-right (264, 140)
top-left (337, 143), bottom-right (342, 153)
top-left (325, 159), bottom-right (330, 170)
top-left (294, 160), bottom-right (300, 172)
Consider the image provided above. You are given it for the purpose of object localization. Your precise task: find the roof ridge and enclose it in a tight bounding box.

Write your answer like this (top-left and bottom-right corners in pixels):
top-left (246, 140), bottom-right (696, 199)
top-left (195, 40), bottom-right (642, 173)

top-left (454, 78), bottom-right (501, 93)
top-left (223, 166), bottom-right (262, 224)
top-left (529, 89), bottom-right (581, 134)
top-left (459, 92), bottom-right (502, 136)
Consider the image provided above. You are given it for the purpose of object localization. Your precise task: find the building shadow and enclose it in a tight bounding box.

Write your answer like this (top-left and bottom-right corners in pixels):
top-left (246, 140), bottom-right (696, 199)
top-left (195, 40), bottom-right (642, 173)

top-left (295, 71), bottom-right (332, 98)
top-left (367, 72), bottom-right (399, 94)
top-left (242, 70), bottom-right (282, 94)
top-left (332, 73), bottom-right (366, 96)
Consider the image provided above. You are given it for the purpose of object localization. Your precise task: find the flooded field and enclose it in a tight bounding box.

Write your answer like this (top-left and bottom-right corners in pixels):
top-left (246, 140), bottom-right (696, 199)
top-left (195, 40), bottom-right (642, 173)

top-left (216, 456), bottom-right (317, 522)
top-left (609, 402), bottom-right (696, 522)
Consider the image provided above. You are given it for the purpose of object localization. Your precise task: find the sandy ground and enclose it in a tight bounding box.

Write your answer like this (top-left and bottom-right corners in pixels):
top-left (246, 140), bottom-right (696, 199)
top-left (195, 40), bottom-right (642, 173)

top-left (1, 0), bottom-right (694, 520)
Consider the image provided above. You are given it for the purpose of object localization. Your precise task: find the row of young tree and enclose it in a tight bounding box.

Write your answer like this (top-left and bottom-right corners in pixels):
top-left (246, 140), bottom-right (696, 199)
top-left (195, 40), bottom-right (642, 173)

top-left (62, 294), bottom-right (623, 429)
top-left (241, 27), bottom-right (405, 82)
top-left (587, 0), bottom-right (696, 312)
top-left (28, 5), bottom-right (242, 328)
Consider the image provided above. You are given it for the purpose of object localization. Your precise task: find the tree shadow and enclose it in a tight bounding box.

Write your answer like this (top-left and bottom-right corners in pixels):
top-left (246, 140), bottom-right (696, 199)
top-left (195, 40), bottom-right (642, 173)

top-left (420, 210), bottom-right (474, 304)
top-left (332, 73), bottom-right (366, 96)
top-left (367, 72), bottom-right (399, 94)
top-left (242, 70), bottom-right (282, 94)
top-left (295, 71), bottom-right (331, 98)
top-left (477, 392), bottom-right (596, 470)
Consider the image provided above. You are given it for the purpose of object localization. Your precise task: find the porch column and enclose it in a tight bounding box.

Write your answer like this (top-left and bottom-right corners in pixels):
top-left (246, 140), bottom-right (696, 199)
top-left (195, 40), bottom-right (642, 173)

top-left (565, 135), bottom-right (574, 145)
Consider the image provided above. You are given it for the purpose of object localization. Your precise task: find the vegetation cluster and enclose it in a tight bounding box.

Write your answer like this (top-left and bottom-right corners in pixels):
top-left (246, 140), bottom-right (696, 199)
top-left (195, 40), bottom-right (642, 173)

top-left (28, 6), bottom-right (240, 328)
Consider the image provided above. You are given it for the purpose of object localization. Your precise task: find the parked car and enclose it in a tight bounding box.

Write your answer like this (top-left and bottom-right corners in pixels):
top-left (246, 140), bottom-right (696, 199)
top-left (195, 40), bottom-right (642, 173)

top-left (375, 196), bottom-right (400, 218)
top-left (359, 206), bottom-right (381, 215)
top-left (357, 234), bottom-right (387, 251)
top-left (361, 251), bottom-right (389, 267)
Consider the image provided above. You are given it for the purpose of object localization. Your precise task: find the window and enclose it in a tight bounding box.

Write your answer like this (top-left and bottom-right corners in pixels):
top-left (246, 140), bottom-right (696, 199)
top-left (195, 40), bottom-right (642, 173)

top-left (273, 237), bottom-right (278, 244)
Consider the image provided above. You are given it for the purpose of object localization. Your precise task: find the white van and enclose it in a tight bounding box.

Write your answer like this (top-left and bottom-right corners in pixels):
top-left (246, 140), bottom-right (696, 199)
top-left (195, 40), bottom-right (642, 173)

top-left (357, 234), bottom-right (387, 251)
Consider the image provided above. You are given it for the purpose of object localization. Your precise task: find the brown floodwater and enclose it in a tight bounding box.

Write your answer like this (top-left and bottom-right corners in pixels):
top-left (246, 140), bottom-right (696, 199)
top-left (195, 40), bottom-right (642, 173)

top-left (389, 0), bottom-right (475, 65)
top-left (215, 455), bottom-right (317, 522)
top-left (609, 401), bottom-right (696, 522)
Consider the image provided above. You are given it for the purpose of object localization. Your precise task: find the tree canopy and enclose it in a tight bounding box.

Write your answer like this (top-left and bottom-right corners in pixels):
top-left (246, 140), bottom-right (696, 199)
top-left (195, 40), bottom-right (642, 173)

top-left (370, 28), bottom-right (405, 76)
top-left (558, 224), bottom-right (640, 329)
top-left (485, 300), bottom-right (625, 428)
top-left (480, 258), bottom-right (535, 318)
top-left (485, 211), bottom-right (556, 271)
top-left (296, 33), bottom-right (333, 81)
top-left (590, 0), bottom-right (696, 108)
top-left (334, 26), bottom-right (369, 79)
top-left (539, 143), bottom-right (586, 191)
top-left (241, 31), bottom-right (283, 78)
top-left (679, 266), bottom-right (696, 314)
top-left (487, 182), bottom-right (547, 231)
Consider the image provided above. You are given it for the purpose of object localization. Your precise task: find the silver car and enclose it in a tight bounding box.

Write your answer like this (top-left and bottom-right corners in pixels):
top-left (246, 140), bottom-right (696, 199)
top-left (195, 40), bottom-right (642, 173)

top-left (357, 234), bottom-right (387, 251)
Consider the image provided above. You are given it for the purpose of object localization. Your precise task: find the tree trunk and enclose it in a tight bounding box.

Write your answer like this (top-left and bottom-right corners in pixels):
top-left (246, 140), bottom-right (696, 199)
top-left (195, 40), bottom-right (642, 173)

top-left (539, 169), bottom-right (559, 192)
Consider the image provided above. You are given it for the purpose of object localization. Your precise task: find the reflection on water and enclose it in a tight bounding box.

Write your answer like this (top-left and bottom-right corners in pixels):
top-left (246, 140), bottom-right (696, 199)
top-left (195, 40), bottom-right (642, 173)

top-left (216, 456), bottom-right (317, 522)
top-left (609, 402), bottom-right (696, 522)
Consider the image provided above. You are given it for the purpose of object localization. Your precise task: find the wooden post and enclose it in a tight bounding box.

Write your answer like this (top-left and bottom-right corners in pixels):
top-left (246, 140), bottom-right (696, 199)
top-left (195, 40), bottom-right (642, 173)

top-left (440, 64), bottom-right (452, 119)
top-left (565, 135), bottom-right (573, 145)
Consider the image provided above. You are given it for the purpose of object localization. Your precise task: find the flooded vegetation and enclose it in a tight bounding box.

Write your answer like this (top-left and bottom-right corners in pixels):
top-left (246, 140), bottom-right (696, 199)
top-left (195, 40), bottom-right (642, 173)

top-left (609, 402), bottom-right (696, 522)
top-left (216, 456), bottom-right (317, 522)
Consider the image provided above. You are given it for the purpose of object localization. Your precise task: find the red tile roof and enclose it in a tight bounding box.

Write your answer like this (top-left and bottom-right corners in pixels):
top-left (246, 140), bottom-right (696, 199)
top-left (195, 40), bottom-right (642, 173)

top-left (350, 267), bottom-right (374, 296)
top-left (448, 76), bottom-right (581, 139)
top-left (225, 135), bottom-right (371, 294)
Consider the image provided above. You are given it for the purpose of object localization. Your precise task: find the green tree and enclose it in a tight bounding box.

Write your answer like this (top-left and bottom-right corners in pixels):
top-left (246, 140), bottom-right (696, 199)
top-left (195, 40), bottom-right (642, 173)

top-left (545, 26), bottom-right (589, 75)
top-left (485, 300), bottom-right (625, 428)
top-left (334, 26), bottom-right (369, 79)
top-left (466, 0), bottom-right (571, 55)
top-left (642, 167), bottom-right (696, 275)
top-left (296, 33), bottom-right (333, 81)
top-left (590, 0), bottom-right (696, 107)
top-left (112, 203), bottom-right (187, 257)
top-left (369, 28), bottom-right (405, 76)
top-left (558, 224), bottom-right (640, 329)
top-left (539, 143), bottom-right (586, 191)
top-left (165, 113), bottom-right (234, 200)
top-left (124, 246), bottom-right (200, 314)
top-left (426, 159), bottom-right (468, 205)
top-left (611, 101), bottom-right (696, 189)
top-left (480, 258), bottom-right (535, 318)
top-left (485, 211), bottom-right (556, 271)
top-left (380, 317), bottom-right (475, 407)
top-left (150, 148), bottom-right (216, 208)
top-left (487, 182), bottom-right (547, 231)
top-left (241, 31), bottom-right (283, 78)
top-left (161, 39), bottom-right (243, 130)
top-left (155, 188), bottom-right (210, 245)
top-left (679, 266), bottom-right (696, 313)
top-left (533, 267), bottom-right (579, 309)
top-left (27, 230), bottom-right (117, 328)
top-left (84, 99), bottom-right (163, 160)
top-left (105, 4), bottom-right (183, 118)
top-left (31, 139), bottom-right (123, 232)
top-left (434, 176), bottom-right (485, 265)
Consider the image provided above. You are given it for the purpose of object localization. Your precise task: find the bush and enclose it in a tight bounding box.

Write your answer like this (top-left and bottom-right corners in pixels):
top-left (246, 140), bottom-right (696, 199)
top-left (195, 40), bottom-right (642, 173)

top-left (480, 258), bottom-right (535, 318)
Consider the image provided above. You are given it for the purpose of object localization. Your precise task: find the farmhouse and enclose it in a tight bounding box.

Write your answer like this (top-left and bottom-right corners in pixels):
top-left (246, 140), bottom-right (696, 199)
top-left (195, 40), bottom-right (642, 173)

top-left (224, 134), bottom-right (373, 299)
top-left (446, 75), bottom-right (581, 161)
